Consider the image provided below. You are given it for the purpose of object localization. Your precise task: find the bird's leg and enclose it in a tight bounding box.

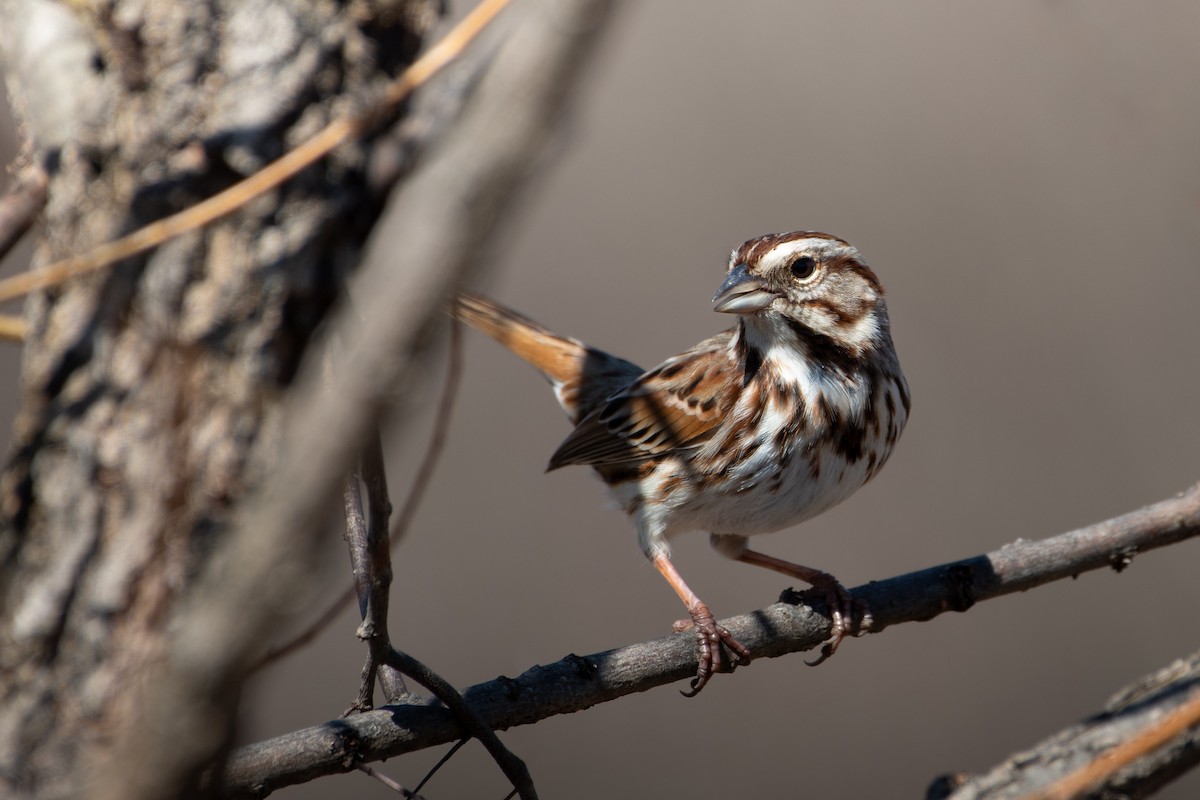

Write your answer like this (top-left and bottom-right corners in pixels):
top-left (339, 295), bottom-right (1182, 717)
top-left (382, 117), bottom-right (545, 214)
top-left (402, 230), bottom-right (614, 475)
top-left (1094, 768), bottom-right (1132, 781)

top-left (711, 534), bottom-right (870, 666)
top-left (651, 553), bottom-right (751, 696)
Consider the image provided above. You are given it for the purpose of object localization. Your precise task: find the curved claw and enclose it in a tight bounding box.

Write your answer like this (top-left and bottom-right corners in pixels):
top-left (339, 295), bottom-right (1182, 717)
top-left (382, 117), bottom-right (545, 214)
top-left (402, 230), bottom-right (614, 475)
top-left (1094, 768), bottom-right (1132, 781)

top-left (805, 579), bottom-right (872, 667)
top-left (679, 603), bottom-right (752, 697)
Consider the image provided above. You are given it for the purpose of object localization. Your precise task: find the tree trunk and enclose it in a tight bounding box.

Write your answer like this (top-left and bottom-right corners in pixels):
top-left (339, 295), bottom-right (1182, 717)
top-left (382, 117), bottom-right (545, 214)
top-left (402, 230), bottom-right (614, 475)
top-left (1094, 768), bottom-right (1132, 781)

top-left (0, 2), bottom-right (435, 796)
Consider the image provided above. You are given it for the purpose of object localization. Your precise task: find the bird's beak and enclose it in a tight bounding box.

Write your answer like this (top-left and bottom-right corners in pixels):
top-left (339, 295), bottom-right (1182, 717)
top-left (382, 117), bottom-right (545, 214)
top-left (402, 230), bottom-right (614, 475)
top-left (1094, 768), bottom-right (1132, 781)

top-left (712, 264), bottom-right (776, 314)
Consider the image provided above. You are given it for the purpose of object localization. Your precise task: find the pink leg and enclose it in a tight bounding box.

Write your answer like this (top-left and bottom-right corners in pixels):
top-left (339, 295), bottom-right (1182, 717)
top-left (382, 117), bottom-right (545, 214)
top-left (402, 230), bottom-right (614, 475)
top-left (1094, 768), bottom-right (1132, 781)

top-left (651, 554), bottom-right (751, 696)
top-left (733, 548), bottom-right (871, 665)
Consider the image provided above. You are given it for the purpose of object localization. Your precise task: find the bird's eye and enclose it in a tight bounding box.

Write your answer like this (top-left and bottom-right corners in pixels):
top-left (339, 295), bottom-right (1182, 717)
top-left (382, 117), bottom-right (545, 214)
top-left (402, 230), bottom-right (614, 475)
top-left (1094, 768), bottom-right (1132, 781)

top-left (790, 256), bottom-right (817, 280)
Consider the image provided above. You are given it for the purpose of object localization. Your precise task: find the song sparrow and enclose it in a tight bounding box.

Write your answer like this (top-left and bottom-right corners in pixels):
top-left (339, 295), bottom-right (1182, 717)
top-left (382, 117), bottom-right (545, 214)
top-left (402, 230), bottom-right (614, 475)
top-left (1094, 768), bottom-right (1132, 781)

top-left (455, 231), bottom-right (909, 695)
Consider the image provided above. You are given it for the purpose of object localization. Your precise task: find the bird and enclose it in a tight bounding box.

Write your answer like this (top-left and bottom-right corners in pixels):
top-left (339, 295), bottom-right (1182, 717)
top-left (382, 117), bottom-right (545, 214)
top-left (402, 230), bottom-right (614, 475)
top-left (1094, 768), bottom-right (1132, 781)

top-left (453, 231), bottom-right (910, 695)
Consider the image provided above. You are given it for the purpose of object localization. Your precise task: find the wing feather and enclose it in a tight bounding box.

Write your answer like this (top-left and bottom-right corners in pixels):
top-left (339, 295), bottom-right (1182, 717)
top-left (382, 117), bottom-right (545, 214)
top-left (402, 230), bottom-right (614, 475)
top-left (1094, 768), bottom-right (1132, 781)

top-left (548, 331), bottom-right (739, 469)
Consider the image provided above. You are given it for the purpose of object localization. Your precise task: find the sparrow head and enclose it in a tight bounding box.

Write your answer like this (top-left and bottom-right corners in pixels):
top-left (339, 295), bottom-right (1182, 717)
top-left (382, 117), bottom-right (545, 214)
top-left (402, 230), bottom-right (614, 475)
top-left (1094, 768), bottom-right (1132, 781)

top-left (712, 231), bottom-right (889, 357)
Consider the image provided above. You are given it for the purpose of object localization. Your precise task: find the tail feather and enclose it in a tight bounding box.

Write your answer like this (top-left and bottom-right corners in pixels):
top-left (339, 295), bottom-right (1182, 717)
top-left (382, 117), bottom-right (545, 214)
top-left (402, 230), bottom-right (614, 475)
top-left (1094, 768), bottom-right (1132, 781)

top-left (453, 294), bottom-right (588, 386)
top-left (452, 293), bottom-right (643, 421)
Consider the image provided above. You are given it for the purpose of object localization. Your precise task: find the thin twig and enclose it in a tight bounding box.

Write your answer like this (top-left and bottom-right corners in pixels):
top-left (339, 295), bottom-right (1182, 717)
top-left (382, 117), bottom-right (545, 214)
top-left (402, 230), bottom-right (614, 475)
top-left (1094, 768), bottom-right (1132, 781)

top-left (385, 647), bottom-right (537, 800)
top-left (357, 432), bottom-right (409, 704)
top-left (391, 319), bottom-right (462, 551)
top-left (246, 584), bottom-right (349, 670)
top-left (0, 314), bottom-right (26, 341)
top-left (342, 473), bottom-right (371, 618)
top-left (251, 320), bottom-right (464, 673)
top-left (412, 738), bottom-right (469, 798)
top-left (357, 763), bottom-right (427, 798)
top-left (341, 470), bottom-right (386, 713)
top-left (223, 483), bottom-right (1200, 796)
top-left (342, 436), bottom-right (403, 712)
top-left (0, 0), bottom-right (513, 305)
top-left (344, 424), bottom-right (533, 796)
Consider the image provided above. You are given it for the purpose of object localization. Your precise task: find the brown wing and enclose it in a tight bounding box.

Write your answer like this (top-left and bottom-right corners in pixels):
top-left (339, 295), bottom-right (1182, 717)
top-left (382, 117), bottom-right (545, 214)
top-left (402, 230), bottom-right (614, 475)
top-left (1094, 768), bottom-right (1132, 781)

top-left (548, 331), bottom-right (739, 470)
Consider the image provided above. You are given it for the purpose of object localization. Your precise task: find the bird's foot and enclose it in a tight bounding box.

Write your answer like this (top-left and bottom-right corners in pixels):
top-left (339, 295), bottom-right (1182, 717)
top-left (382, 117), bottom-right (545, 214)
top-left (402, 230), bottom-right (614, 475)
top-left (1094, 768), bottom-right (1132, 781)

top-left (672, 603), bottom-right (751, 696)
top-left (803, 574), bottom-right (872, 666)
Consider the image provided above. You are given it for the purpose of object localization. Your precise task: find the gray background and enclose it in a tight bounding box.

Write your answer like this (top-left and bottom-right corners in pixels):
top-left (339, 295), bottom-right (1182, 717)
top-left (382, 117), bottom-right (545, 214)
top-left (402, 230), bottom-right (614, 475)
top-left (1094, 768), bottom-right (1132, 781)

top-left (4, 2), bottom-right (1199, 797)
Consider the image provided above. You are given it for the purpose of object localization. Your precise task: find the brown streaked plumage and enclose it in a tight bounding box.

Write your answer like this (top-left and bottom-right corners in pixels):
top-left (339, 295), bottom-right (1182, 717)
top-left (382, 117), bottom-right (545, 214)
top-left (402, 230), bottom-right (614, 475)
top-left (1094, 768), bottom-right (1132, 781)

top-left (454, 231), bottom-right (909, 695)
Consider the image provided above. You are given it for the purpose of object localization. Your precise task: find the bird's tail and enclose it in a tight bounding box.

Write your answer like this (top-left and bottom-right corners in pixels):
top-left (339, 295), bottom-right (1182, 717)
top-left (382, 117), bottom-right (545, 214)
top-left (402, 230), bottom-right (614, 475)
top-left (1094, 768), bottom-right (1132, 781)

top-left (451, 293), bottom-right (642, 422)
top-left (453, 294), bottom-right (589, 386)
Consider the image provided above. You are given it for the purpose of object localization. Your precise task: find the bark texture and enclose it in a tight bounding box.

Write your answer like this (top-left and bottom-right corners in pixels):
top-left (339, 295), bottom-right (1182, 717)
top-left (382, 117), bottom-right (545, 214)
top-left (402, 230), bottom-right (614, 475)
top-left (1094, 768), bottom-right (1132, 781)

top-left (933, 652), bottom-right (1200, 799)
top-left (0, 1), bottom-right (436, 796)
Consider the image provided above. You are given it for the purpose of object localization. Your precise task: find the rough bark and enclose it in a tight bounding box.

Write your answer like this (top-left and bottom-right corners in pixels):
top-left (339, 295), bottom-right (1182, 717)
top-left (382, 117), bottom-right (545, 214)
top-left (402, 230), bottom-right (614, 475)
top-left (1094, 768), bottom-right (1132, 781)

top-left (930, 652), bottom-right (1200, 800)
top-left (0, 1), bottom-right (436, 796)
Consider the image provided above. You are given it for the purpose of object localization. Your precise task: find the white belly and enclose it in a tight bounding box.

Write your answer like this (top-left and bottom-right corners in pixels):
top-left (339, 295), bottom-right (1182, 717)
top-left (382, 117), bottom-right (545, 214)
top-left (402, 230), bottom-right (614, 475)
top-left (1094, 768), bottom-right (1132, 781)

top-left (620, 374), bottom-right (904, 551)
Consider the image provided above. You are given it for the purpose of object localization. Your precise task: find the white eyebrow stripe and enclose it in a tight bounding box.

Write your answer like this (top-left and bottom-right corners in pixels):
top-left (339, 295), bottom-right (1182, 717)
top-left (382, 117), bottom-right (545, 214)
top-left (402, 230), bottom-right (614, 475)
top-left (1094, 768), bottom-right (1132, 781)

top-left (758, 238), bottom-right (864, 272)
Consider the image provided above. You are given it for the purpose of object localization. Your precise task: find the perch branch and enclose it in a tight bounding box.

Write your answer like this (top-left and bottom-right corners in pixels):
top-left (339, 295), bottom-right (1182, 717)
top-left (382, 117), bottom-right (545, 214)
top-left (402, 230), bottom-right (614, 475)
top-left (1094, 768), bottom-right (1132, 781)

top-left (222, 483), bottom-right (1200, 797)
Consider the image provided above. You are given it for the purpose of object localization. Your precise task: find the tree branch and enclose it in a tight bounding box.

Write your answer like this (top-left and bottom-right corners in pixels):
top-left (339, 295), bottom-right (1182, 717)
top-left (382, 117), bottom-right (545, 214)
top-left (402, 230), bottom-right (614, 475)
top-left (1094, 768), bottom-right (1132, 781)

top-left (384, 647), bottom-right (537, 800)
top-left (222, 483), bottom-right (1200, 797)
top-left (94, 1), bottom-right (621, 797)
top-left (343, 433), bottom-right (537, 798)
top-left (251, 321), bottom-right (464, 672)
top-left (346, 435), bottom-right (408, 710)
top-left (928, 651), bottom-right (1200, 800)
top-left (356, 762), bottom-right (426, 799)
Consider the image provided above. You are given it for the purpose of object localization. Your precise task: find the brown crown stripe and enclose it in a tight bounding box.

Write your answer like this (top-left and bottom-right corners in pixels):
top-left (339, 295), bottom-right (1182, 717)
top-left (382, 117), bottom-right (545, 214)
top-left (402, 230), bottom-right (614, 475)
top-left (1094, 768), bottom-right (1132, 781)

top-left (731, 230), bottom-right (846, 267)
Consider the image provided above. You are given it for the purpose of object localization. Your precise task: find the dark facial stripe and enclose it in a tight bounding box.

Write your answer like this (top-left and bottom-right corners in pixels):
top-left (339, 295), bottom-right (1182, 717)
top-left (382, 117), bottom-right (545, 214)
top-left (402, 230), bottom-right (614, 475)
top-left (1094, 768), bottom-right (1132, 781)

top-left (735, 320), bottom-right (764, 387)
top-left (802, 297), bottom-right (852, 327)
top-left (784, 318), bottom-right (861, 376)
top-left (742, 346), bottom-right (763, 387)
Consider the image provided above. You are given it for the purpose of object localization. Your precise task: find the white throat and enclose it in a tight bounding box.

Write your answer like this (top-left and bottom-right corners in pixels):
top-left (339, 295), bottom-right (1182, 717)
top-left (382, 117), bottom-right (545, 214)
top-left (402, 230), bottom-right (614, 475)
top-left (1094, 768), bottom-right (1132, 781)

top-left (738, 315), bottom-right (869, 422)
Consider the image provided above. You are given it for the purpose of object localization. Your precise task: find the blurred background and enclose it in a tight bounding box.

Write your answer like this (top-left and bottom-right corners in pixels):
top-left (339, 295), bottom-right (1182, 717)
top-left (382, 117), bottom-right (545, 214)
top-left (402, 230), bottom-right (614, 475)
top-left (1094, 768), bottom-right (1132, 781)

top-left (4, 1), bottom-right (1199, 797)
